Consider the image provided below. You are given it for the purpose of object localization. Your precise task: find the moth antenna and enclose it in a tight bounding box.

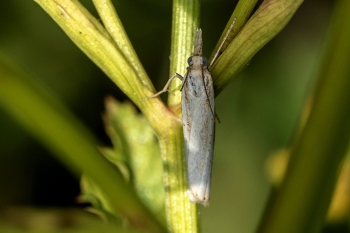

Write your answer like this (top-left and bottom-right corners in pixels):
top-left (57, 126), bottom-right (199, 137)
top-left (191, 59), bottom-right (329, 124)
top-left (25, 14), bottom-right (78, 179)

top-left (209, 18), bottom-right (237, 69)
top-left (201, 67), bottom-right (217, 122)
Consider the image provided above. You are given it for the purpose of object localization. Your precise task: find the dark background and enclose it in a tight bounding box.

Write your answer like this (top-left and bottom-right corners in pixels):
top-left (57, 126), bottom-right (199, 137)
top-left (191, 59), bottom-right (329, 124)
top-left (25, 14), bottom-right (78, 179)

top-left (0, 0), bottom-right (345, 232)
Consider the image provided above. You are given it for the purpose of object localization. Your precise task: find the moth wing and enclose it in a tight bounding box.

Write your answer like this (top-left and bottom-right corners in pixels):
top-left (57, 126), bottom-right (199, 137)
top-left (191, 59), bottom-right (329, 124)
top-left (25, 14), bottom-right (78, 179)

top-left (182, 69), bottom-right (215, 205)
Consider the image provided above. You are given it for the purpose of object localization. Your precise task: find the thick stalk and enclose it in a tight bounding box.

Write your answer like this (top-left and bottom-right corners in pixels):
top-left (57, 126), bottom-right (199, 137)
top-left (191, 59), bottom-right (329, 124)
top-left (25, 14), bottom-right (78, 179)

top-left (257, 0), bottom-right (350, 232)
top-left (162, 1), bottom-right (200, 232)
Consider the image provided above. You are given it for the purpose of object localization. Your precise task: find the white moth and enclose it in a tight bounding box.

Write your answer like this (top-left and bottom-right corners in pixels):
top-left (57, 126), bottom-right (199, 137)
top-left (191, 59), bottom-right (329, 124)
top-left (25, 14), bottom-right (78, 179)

top-left (144, 23), bottom-right (234, 205)
top-left (182, 29), bottom-right (216, 205)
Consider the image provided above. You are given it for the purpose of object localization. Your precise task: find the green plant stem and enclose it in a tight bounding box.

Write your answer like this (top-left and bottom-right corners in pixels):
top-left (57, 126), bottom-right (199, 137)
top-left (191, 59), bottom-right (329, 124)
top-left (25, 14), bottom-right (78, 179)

top-left (211, 0), bottom-right (303, 96)
top-left (34, 0), bottom-right (177, 137)
top-left (92, 0), bottom-right (150, 89)
top-left (161, 0), bottom-right (200, 232)
top-left (168, 0), bottom-right (200, 108)
top-left (257, 0), bottom-right (350, 232)
top-left (0, 56), bottom-right (166, 232)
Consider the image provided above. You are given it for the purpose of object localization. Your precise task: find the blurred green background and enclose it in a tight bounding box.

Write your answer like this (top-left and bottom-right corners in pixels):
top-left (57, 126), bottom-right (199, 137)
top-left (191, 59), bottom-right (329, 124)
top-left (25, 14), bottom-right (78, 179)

top-left (1, 0), bottom-right (346, 232)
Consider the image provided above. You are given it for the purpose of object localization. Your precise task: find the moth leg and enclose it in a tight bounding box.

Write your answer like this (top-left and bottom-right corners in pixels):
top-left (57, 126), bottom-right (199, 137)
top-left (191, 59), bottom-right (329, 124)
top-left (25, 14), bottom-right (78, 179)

top-left (141, 73), bottom-right (184, 100)
top-left (180, 70), bottom-right (189, 92)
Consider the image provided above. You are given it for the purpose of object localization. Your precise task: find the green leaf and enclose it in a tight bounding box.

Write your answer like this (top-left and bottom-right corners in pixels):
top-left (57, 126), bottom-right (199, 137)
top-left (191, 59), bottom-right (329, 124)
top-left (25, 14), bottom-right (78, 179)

top-left (103, 97), bottom-right (165, 223)
top-left (79, 174), bottom-right (121, 225)
top-left (211, 0), bottom-right (304, 95)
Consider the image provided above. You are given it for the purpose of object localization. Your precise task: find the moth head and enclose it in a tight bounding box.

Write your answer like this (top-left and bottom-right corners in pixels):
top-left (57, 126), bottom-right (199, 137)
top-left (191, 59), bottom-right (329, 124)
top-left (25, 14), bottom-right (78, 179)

top-left (187, 56), bottom-right (208, 66)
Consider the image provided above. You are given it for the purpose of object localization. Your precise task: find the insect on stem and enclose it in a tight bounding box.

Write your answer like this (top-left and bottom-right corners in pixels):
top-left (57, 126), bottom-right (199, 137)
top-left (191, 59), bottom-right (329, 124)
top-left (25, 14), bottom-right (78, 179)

top-left (142, 21), bottom-right (237, 205)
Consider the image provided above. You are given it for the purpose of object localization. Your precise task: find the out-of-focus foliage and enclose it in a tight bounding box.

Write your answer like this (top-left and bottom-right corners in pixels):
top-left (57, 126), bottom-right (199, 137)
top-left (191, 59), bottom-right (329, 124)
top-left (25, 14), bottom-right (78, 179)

top-left (0, 207), bottom-right (137, 233)
top-left (80, 98), bottom-right (164, 224)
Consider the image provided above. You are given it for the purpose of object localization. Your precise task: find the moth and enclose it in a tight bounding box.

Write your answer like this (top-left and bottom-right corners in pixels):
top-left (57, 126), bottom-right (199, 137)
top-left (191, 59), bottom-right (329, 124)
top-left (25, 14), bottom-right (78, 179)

top-left (182, 29), bottom-right (216, 204)
top-left (144, 22), bottom-right (234, 205)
